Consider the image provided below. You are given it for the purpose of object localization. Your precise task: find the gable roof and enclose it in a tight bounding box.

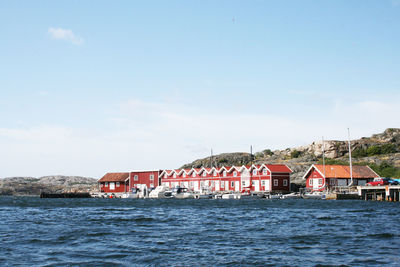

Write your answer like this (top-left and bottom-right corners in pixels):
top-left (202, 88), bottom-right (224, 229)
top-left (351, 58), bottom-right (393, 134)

top-left (99, 172), bottom-right (129, 182)
top-left (304, 164), bottom-right (379, 179)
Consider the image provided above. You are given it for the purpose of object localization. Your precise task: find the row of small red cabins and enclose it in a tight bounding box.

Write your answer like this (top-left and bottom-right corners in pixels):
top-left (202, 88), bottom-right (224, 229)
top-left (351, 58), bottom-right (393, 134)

top-left (98, 164), bottom-right (380, 195)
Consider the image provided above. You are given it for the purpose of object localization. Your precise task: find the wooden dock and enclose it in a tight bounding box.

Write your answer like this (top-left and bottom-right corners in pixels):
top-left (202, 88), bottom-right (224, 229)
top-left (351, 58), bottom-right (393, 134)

top-left (357, 185), bottom-right (400, 201)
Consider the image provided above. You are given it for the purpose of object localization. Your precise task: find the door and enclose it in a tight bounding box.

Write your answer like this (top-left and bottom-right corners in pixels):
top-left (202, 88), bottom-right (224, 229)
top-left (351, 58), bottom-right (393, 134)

top-left (235, 181), bottom-right (240, 192)
top-left (184, 181), bottom-right (189, 188)
top-left (225, 181), bottom-right (229, 191)
top-left (254, 180), bottom-right (260, 192)
top-left (109, 182), bottom-right (115, 190)
top-left (313, 178), bottom-right (320, 189)
top-left (264, 180), bottom-right (270, 191)
top-left (194, 181), bottom-right (199, 192)
top-left (215, 181), bottom-right (220, 191)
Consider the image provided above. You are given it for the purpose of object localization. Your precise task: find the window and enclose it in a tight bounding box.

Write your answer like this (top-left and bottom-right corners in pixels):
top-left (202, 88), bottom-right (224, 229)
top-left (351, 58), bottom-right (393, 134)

top-left (223, 171), bottom-right (227, 177)
top-left (180, 182), bottom-right (184, 187)
top-left (134, 175), bottom-right (138, 181)
top-left (192, 172), bottom-right (196, 177)
top-left (150, 174), bottom-right (154, 180)
top-left (231, 181), bottom-right (234, 187)
top-left (164, 174), bottom-right (168, 178)
top-left (253, 170), bottom-right (257, 175)
top-left (213, 171), bottom-right (217, 176)
top-left (261, 180), bottom-right (266, 186)
top-left (173, 173), bottom-right (176, 178)
top-left (150, 183), bottom-right (154, 188)
top-left (189, 181), bottom-right (193, 187)
top-left (283, 180), bottom-right (288, 186)
top-left (330, 179), bottom-right (336, 186)
top-left (273, 179), bottom-right (278, 186)
top-left (116, 182), bottom-right (120, 187)
top-left (252, 181), bottom-right (255, 186)
top-left (242, 181), bottom-right (246, 186)
top-left (183, 173), bottom-right (186, 178)
top-left (203, 171), bottom-right (206, 177)
top-left (211, 181), bottom-right (215, 187)
top-left (318, 178), bottom-right (323, 185)
top-left (309, 179), bottom-right (313, 185)
top-left (233, 171), bottom-right (237, 177)
top-left (263, 169), bottom-right (267, 175)
top-left (221, 182), bottom-right (225, 188)
top-left (105, 182), bottom-right (108, 187)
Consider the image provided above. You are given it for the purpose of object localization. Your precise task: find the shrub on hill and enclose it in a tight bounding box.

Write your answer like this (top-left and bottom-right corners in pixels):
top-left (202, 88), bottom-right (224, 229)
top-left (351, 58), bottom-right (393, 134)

top-left (353, 144), bottom-right (397, 158)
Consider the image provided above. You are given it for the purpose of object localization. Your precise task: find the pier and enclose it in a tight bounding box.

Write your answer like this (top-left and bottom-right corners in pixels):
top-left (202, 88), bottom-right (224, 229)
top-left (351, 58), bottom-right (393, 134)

top-left (357, 185), bottom-right (400, 201)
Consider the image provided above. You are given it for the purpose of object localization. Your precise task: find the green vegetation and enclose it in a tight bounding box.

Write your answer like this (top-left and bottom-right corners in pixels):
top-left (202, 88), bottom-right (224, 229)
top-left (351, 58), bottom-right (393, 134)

top-left (317, 158), bottom-right (348, 165)
top-left (352, 144), bottom-right (397, 158)
top-left (290, 150), bottom-right (302, 158)
top-left (263, 149), bottom-right (274, 156)
top-left (368, 161), bottom-right (400, 178)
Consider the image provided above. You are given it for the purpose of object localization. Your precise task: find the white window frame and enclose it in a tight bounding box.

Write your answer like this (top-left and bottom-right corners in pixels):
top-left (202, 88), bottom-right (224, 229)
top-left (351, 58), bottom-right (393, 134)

top-left (213, 171), bottom-right (217, 176)
top-left (173, 173), bottom-right (176, 178)
top-left (221, 181), bottom-right (225, 188)
top-left (263, 169), bottom-right (267, 175)
top-left (192, 172), bottom-right (196, 177)
top-left (233, 171), bottom-right (237, 177)
top-left (318, 178), bottom-right (323, 185)
top-left (203, 172), bottom-right (207, 177)
top-left (180, 182), bottom-right (184, 187)
top-left (183, 173), bottom-right (186, 178)
top-left (116, 182), bottom-right (120, 187)
top-left (242, 181), bottom-right (246, 186)
top-left (105, 182), bottom-right (108, 187)
top-left (231, 181), bottom-right (234, 187)
top-left (150, 174), bottom-right (154, 180)
top-left (273, 179), bottom-right (278, 187)
top-left (309, 179), bottom-right (313, 185)
top-left (223, 171), bottom-right (227, 177)
top-left (134, 175), bottom-right (138, 181)
top-left (261, 180), bottom-right (266, 186)
top-left (283, 179), bottom-right (288, 186)
top-left (253, 170), bottom-right (257, 175)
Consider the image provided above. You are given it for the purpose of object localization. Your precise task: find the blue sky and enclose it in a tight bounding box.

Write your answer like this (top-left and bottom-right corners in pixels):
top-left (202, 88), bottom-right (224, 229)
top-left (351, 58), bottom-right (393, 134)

top-left (1, 0), bottom-right (400, 177)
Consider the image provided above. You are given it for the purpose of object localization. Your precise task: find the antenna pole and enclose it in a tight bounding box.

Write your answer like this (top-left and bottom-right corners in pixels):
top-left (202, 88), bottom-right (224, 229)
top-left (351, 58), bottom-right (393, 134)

top-left (348, 128), bottom-right (353, 186)
top-left (322, 136), bottom-right (326, 179)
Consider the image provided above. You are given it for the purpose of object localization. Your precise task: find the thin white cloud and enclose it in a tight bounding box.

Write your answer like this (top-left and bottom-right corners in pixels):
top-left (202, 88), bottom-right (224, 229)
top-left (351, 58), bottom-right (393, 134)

top-left (48, 27), bottom-right (84, 45)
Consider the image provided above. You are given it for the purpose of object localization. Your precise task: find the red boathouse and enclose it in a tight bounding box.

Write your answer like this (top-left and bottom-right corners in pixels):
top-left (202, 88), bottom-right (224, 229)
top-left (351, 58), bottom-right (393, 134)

top-left (303, 164), bottom-right (380, 191)
top-left (160, 164), bottom-right (292, 193)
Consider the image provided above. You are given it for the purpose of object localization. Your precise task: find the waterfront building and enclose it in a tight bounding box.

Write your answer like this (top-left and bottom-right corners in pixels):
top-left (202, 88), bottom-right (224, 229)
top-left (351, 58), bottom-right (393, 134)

top-left (160, 164), bottom-right (292, 193)
top-left (99, 170), bottom-right (161, 194)
top-left (303, 164), bottom-right (380, 191)
top-left (99, 172), bottom-right (130, 194)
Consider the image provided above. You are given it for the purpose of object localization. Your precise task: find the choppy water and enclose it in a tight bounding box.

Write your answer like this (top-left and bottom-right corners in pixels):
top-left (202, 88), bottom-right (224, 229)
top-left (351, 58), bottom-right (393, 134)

top-left (1, 197), bottom-right (400, 266)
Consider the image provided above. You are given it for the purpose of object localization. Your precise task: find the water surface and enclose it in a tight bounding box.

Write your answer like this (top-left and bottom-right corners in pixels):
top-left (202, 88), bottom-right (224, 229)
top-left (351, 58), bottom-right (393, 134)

top-left (1, 197), bottom-right (399, 266)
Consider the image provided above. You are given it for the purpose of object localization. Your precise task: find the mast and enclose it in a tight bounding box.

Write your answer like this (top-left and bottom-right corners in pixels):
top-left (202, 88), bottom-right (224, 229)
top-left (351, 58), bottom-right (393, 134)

top-left (322, 136), bottom-right (326, 179)
top-left (348, 128), bottom-right (353, 186)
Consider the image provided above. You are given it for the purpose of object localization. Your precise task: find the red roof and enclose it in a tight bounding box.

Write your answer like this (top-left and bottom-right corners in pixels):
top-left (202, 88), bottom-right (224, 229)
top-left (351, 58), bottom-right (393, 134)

top-left (99, 172), bottom-right (129, 182)
top-left (313, 165), bottom-right (379, 179)
top-left (265, 164), bottom-right (292, 173)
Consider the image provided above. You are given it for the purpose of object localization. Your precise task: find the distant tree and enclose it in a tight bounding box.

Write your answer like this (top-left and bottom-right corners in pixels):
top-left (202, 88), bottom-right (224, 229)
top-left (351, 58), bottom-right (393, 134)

top-left (290, 150), bottom-right (302, 158)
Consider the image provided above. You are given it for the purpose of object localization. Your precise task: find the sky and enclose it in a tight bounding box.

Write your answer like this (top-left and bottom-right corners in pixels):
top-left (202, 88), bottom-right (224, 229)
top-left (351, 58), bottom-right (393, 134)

top-left (1, 0), bottom-right (400, 178)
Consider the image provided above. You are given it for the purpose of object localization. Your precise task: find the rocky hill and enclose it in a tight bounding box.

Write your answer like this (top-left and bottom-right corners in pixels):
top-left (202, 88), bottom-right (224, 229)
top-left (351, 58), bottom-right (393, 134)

top-left (181, 128), bottom-right (400, 184)
top-left (0, 176), bottom-right (97, 196)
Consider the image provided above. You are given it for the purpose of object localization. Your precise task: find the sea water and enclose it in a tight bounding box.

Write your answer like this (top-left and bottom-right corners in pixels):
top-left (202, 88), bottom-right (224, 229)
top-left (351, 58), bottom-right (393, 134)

top-left (1, 197), bottom-right (399, 266)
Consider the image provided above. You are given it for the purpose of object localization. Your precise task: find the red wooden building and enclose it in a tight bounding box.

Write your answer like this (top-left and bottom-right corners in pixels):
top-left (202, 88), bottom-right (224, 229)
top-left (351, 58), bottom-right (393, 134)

top-left (303, 164), bottom-right (380, 191)
top-left (99, 170), bottom-right (161, 194)
top-left (99, 172), bottom-right (130, 193)
top-left (160, 164), bottom-right (292, 193)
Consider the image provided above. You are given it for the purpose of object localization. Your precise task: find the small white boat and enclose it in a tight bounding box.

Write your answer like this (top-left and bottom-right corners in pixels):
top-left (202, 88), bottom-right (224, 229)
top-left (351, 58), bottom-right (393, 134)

top-left (172, 187), bottom-right (195, 199)
top-left (280, 192), bottom-right (301, 199)
top-left (149, 186), bottom-right (171, 198)
top-left (302, 191), bottom-right (326, 199)
top-left (221, 193), bottom-right (241, 199)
